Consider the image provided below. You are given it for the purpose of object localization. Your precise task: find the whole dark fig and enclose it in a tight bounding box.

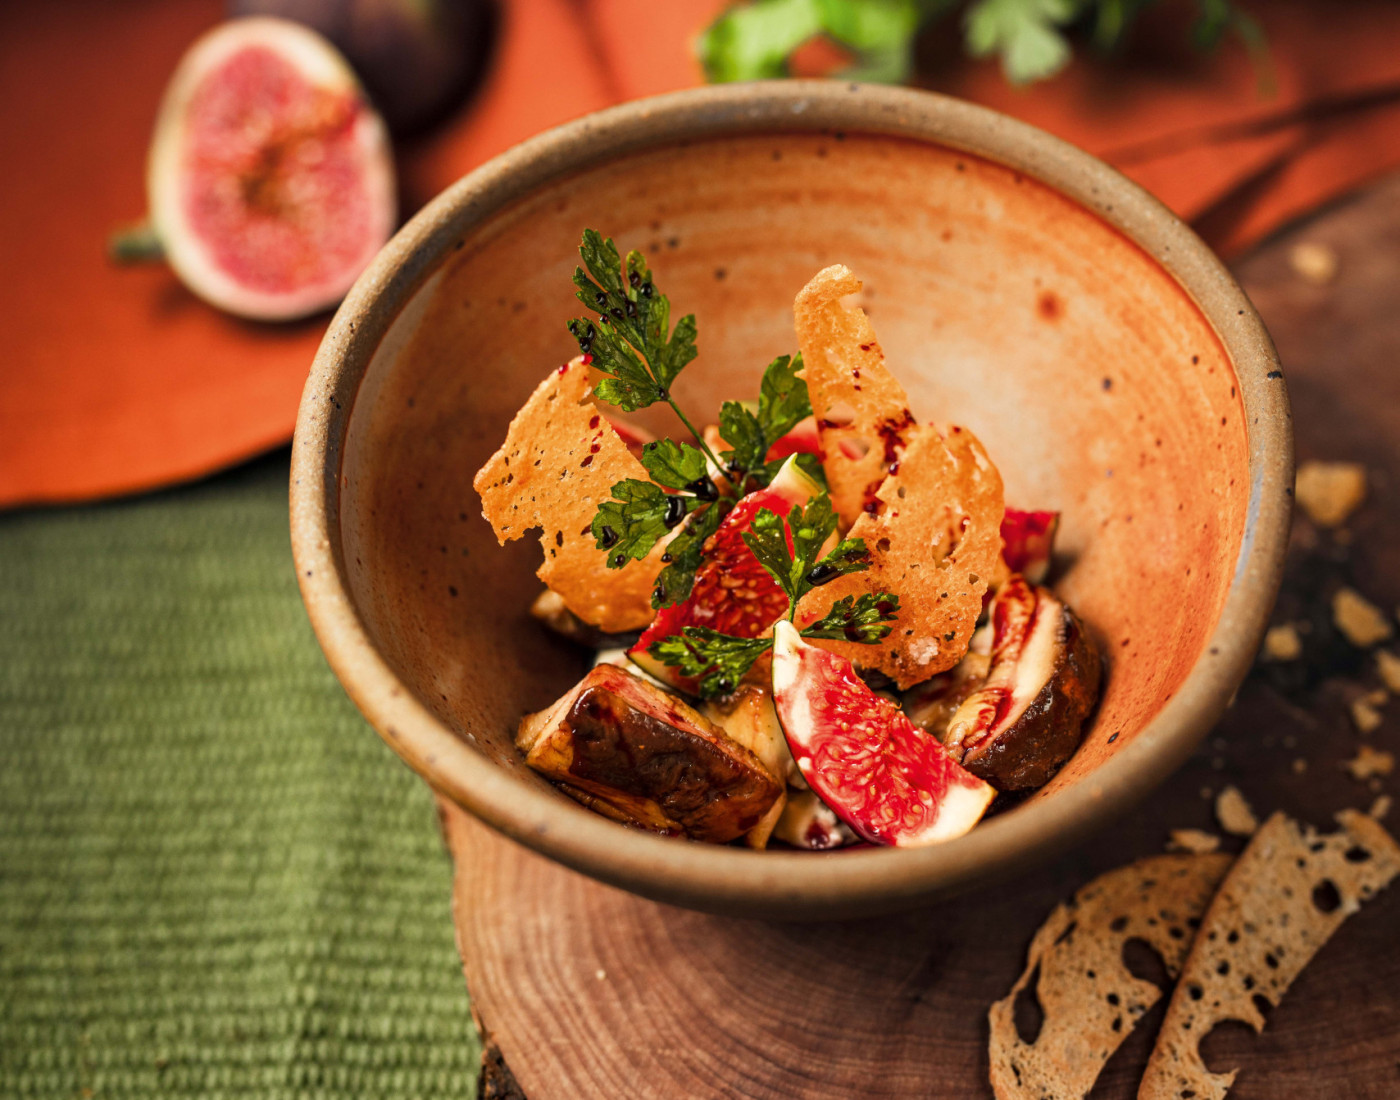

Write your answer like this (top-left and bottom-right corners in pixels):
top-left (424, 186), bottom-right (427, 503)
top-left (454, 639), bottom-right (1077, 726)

top-left (228, 0), bottom-right (492, 135)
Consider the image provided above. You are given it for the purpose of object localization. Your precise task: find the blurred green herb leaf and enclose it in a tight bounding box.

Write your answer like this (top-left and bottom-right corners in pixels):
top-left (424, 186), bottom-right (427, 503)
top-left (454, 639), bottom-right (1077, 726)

top-left (699, 0), bottom-right (1263, 88)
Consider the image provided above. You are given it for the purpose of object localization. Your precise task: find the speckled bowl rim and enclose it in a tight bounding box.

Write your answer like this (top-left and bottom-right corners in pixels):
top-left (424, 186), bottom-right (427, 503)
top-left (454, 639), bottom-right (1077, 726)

top-left (291, 81), bottom-right (1292, 919)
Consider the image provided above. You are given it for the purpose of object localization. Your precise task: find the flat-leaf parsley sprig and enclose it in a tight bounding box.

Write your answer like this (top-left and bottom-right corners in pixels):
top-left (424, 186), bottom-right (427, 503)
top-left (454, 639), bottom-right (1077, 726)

top-left (717, 353), bottom-right (820, 494)
top-left (573, 229), bottom-right (816, 612)
top-left (646, 491), bottom-right (902, 698)
top-left (568, 229), bottom-right (719, 470)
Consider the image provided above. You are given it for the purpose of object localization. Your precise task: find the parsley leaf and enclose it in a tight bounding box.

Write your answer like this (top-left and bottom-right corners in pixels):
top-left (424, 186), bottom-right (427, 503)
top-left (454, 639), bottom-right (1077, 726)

top-left (646, 493), bottom-right (896, 698)
top-left (800, 592), bottom-right (901, 643)
top-left (591, 479), bottom-right (703, 567)
top-left (638, 439), bottom-right (712, 493)
top-left (699, 0), bottom-right (1265, 90)
top-left (741, 494), bottom-right (867, 617)
top-left (965, 0), bottom-right (1078, 85)
top-left (645, 626), bottom-right (773, 698)
top-left (717, 401), bottom-right (766, 481)
top-left (651, 499), bottom-right (727, 608)
top-left (718, 354), bottom-right (812, 491)
top-left (569, 230), bottom-right (698, 412)
top-left (698, 0), bottom-right (921, 84)
top-left (757, 352), bottom-right (810, 441)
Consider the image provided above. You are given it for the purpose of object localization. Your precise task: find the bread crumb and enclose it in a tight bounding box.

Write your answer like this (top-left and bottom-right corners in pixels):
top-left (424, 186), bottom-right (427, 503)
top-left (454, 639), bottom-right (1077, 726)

top-left (1289, 241), bottom-right (1339, 285)
top-left (1372, 794), bottom-right (1393, 820)
top-left (1292, 758), bottom-right (1308, 775)
top-left (1167, 828), bottom-right (1221, 853)
top-left (1261, 623), bottom-right (1303, 661)
top-left (1200, 786), bottom-right (1213, 800)
top-left (1215, 785), bottom-right (1258, 836)
top-left (1350, 698), bottom-right (1384, 735)
top-left (1344, 744), bottom-right (1395, 782)
top-left (1332, 587), bottom-right (1392, 647)
top-left (1295, 461), bottom-right (1366, 527)
top-left (1376, 650), bottom-right (1400, 692)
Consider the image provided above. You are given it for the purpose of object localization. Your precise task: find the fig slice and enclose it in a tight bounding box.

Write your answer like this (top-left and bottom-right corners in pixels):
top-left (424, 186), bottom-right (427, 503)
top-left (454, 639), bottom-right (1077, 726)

top-left (518, 664), bottom-right (782, 844)
top-left (629, 455), bottom-right (825, 694)
top-left (945, 576), bottom-right (1103, 790)
top-left (147, 17), bottom-right (396, 320)
top-left (1000, 508), bottom-right (1059, 584)
top-left (771, 621), bottom-right (994, 847)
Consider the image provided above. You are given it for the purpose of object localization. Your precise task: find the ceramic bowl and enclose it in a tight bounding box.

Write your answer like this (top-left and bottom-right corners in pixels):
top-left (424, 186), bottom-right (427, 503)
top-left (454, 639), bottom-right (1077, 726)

top-left (290, 82), bottom-right (1291, 919)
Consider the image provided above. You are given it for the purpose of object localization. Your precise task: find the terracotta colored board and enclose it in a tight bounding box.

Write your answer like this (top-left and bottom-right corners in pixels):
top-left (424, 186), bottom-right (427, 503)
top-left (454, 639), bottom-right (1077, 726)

top-left (444, 176), bottom-right (1400, 1098)
top-left (0, 0), bottom-right (610, 509)
top-left (0, 0), bottom-right (324, 508)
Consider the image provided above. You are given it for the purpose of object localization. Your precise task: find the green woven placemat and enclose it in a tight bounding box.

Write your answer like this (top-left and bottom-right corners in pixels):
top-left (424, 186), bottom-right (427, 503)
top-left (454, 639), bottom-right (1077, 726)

top-left (0, 453), bottom-right (479, 1098)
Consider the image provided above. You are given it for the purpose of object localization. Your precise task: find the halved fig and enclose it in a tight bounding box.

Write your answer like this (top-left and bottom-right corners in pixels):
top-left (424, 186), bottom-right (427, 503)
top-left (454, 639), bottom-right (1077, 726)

top-left (701, 669), bottom-right (799, 848)
top-left (944, 576), bottom-right (1103, 790)
top-left (517, 664), bottom-right (781, 843)
top-left (147, 17), bottom-right (396, 320)
top-left (773, 789), bottom-right (858, 850)
top-left (1000, 508), bottom-right (1059, 584)
top-left (771, 621), bottom-right (995, 847)
top-left (629, 455), bottom-right (825, 693)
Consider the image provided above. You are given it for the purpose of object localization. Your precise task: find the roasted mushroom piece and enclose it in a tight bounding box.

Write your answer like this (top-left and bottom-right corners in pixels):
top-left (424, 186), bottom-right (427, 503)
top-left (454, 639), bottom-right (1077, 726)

top-left (517, 664), bottom-right (782, 843)
top-left (942, 576), bottom-right (1102, 790)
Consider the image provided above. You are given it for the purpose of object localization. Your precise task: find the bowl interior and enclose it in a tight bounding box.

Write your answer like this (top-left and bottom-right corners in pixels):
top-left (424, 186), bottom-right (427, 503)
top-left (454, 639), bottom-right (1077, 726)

top-left (319, 119), bottom-right (1269, 915)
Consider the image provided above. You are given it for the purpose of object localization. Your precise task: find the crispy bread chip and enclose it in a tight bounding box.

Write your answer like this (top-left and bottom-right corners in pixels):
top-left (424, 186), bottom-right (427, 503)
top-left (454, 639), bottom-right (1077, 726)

top-left (1139, 811), bottom-right (1400, 1100)
top-left (799, 423), bottom-right (1004, 688)
top-left (989, 853), bottom-right (1233, 1100)
top-left (793, 265), bottom-right (914, 527)
top-left (473, 356), bottom-right (661, 632)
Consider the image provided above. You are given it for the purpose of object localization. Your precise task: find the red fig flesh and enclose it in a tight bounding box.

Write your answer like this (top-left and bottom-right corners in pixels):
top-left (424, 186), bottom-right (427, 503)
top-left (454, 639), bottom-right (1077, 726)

top-left (147, 17), bottom-right (396, 320)
top-left (630, 456), bottom-right (825, 694)
top-left (771, 621), bottom-right (994, 847)
top-left (1000, 508), bottom-right (1059, 584)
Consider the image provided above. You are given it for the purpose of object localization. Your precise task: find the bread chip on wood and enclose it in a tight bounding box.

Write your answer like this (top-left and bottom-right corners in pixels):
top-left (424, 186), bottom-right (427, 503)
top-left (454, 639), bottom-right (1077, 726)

top-left (988, 853), bottom-right (1233, 1100)
top-left (473, 356), bottom-right (662, 633)
top-left (1139, 810), bottom-right (1400, 1100)
top-left (793, 265), bottom-right (914, 527)
top-left (798, 423), bottom-right (1004, 688)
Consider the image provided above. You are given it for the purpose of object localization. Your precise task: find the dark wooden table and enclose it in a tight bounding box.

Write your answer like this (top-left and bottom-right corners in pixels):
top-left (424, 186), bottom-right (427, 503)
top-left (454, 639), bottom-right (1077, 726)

top-left (441, 175), bottom-right (1400, 1100)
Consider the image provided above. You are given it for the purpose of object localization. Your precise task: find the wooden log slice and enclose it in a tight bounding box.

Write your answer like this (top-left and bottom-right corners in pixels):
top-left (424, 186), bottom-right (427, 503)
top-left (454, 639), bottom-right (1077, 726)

top-left (444, 175), bottom-right (1400, 1099)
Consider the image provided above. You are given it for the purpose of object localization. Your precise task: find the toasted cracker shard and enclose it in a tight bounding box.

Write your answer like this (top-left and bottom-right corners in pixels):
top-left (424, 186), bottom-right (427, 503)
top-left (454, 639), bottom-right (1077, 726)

top-left (793, 265), bottom-right (914, 528)
top-left (1138, 810), bottom-right (1400, 1100)
top-left (473, 356), bottom-right (662, 633)
top-left (988, 853), bottom-right (1233, 1100)
top-left (799, 423), bottom-right (1005, 688)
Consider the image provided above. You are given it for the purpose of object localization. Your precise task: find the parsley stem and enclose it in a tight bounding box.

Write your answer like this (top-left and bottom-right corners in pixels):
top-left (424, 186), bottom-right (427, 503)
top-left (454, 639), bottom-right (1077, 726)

top-left (665, 398), bottom-right (725, 478)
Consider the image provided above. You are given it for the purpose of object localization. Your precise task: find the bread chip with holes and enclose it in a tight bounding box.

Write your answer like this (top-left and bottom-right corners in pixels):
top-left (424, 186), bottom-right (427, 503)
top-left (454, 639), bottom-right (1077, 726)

top-left (474, 356), bottom-right (662, 632)
top-left (1139, 810), bottom-right (1400, 1100)
top-left (793, 265), bottom-right (914, 527)
top-left (798, 422), bottom-right (1004, 688)
top-left (988, 853), bottom-right (1233, 1100)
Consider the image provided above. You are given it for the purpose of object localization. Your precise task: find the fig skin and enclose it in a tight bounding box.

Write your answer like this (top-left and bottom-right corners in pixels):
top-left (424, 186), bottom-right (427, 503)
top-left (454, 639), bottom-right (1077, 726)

top-left (960, 603), bottom-right (1103, 790)
top-left (230, 0), bottom-right (492, 134)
